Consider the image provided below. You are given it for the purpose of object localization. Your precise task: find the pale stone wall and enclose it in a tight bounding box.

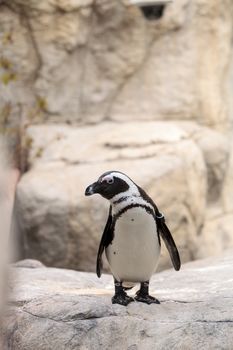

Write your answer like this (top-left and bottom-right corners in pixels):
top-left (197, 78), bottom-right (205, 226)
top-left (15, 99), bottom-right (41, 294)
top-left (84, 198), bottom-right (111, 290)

top-left (16, 121), bottom-right (232, 271)
top-left (0, 0), bottom-right (233, 129)
top-left (1, 0), bottom-right (233, 271)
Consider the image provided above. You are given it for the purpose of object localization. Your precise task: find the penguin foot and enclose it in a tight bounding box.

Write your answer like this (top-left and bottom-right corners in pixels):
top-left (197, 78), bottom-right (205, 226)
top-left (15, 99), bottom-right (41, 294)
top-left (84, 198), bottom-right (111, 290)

top-left (135, 292), bottom-right (160, 305)
top-left (112, 293), bottom-right (134, 306)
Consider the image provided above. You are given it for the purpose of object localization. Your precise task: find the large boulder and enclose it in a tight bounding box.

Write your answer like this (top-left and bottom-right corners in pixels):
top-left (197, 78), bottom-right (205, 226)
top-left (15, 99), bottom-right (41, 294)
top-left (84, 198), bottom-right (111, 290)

top-left (222, 141), bottom-right (233, 213)
top-left (3, 251), bottom-right (233, 349)
top-left (194, 138), bottom-right (233, 260)
top-left (176, 122), bottom-right (230, 202)
top-left (0, 0), bottom-right (233, 129)
top-left (197, 213), bottom-right (233, 259)
top-left (16, 121), bottom-right (207, 271)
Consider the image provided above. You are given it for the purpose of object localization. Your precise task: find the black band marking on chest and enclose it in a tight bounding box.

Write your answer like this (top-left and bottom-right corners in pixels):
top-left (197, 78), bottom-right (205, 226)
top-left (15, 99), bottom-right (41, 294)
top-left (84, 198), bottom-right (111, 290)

top-left (114, 203), bottom-right (154, 221)
top-left (112, 196), bottom-right (129, 205)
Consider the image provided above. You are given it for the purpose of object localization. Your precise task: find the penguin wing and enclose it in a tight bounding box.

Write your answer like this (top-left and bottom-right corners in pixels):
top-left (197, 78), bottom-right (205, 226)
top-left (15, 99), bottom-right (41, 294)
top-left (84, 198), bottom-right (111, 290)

top-left (157, 217), bottom-right (181, 271)
top-left (96, 205), bottom-right (113, 278)
top-left (137, 186), bottom-right (181, 271)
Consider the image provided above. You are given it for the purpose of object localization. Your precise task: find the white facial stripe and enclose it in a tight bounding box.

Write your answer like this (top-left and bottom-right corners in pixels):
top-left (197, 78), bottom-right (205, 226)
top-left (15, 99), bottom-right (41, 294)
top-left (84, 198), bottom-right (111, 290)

top-left (101, 174), bottom-right (114, 183)
top-left (109, 172), bottom-right (135, 187)
top-left (109, 172), bottom-right (140, 201)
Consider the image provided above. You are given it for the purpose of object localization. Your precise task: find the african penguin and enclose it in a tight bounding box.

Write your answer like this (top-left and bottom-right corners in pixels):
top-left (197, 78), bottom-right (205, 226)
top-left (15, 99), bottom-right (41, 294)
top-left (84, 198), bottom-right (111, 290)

top-left (85, 171), bottom-right (181, 306)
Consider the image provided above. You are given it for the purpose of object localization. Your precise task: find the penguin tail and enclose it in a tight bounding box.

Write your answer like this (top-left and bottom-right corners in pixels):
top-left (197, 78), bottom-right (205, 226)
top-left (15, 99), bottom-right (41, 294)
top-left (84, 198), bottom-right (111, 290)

top-left (122, 282), bottom-right (136, 290)
top-left (123, 286), bottom-right (134, 291)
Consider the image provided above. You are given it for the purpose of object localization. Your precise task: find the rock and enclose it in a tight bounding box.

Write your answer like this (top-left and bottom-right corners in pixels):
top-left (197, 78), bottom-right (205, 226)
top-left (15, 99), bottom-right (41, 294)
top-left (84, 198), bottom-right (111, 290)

top-left (222, 141), bottom-right (233, 213)
top-left (196, 213), bottom-right (233, 259)
top-left (0, 0), bottom-right (233, 129)
top-left (2, 252), bottom-right (233, 349)
top-left (1, 0), bottom-right (232, 280)
top-left (175, 123), bottom-right (233, 260)
top-left (194, 138), bottom-right (233, 260)
top-left (25, 121), bottom-right (186, 167)
top-left (0, 5), bottom-right (38, 130)
top-left (10, 0), bottom-right (94, 13)
top-left (16, 121), bottom-right (207, 271)
top-left (177, 122), bottom-right (230, 202)
top-left (11, 259), bottom-right (45, 269)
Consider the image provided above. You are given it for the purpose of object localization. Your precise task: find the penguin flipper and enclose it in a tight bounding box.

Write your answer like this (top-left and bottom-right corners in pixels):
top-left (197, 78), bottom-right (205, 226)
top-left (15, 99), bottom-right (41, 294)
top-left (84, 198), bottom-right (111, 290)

top-left (96, 205), bottom-right (113, 278)
top-left (137, 186), bottom-right (181, 271)
top-left (157, 218), bottom-right (181, 271)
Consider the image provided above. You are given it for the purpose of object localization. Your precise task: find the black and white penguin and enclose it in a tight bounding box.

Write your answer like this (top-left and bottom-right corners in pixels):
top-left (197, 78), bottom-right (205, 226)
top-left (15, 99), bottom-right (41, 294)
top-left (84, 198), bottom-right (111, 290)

top-left (85, 171), bottom-right (181, 306)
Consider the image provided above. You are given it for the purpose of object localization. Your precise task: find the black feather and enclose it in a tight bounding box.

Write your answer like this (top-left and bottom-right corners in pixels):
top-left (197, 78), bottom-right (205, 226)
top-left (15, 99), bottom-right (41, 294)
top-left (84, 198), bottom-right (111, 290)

top-left (156, 217), bottom-right (181, 271)
top-left (138, 186), bottom-right (181, 271)
top-left (96, 206), bottom-right (113, 277)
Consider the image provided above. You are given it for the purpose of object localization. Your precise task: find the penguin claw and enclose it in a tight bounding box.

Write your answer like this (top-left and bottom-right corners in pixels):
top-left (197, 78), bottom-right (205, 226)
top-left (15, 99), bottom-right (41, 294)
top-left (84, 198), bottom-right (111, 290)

top-left (112, 294), bottom-right (134, 306)
top-left (135, 293), bottom-right (160, 305)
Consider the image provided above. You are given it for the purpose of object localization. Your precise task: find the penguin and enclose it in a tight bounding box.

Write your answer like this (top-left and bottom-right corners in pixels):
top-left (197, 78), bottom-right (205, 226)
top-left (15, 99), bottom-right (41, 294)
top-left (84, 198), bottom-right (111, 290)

top-left (85, 171), bottom-right (181, 306)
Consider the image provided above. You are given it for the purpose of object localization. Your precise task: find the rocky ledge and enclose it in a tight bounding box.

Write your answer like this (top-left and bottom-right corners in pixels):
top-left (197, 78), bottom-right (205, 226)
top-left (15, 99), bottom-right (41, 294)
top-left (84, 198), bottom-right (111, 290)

top-left (2, 251), bottom-right (233, 349)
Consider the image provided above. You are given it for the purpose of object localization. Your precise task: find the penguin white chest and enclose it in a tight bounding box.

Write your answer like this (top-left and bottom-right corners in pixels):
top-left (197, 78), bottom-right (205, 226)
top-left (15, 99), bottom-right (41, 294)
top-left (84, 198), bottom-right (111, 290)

top-left (106, 207), bottom-right (161, 283)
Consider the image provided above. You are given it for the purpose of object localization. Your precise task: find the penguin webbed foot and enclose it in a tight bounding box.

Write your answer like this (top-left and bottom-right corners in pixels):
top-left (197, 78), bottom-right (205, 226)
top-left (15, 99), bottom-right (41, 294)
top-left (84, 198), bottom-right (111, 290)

top-left (135, 291), bottom-right (160, 305)
top-left (112, 292), bottom-right (134, 306)
top-left (112, 279), bottom-right (134, 306)
top-left (134, 281), bottom-right (160, 305)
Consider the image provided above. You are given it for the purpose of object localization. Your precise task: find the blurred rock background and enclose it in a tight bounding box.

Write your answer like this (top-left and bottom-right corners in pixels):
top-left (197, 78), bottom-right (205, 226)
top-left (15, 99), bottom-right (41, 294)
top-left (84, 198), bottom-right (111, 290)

top-left (0, 135), bottom-right (19, 337)
top-left (1, 0), bottom-right (233, 272)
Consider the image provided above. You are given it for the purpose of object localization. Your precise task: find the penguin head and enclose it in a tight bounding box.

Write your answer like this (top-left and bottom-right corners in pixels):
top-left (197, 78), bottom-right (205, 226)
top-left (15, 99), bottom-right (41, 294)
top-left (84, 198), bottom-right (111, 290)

top-left (85, 171), bottom-right (136, 200)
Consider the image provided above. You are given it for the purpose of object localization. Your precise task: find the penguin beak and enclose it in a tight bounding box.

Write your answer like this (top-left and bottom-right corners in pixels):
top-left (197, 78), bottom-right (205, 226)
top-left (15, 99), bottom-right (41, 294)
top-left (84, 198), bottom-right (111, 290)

top-left (85, 182), bottom-right (99, 196)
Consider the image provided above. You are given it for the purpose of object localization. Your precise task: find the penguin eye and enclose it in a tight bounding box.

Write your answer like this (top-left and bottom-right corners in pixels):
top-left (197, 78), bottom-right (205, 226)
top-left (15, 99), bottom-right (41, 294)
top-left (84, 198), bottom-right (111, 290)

top-left (106, 178), bottom-right (114, 185)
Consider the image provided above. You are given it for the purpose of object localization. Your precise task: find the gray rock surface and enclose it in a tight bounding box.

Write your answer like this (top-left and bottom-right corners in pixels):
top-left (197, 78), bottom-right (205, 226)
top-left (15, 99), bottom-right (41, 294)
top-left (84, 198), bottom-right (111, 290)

top-left (3, 251), bottom-right (233, 349)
